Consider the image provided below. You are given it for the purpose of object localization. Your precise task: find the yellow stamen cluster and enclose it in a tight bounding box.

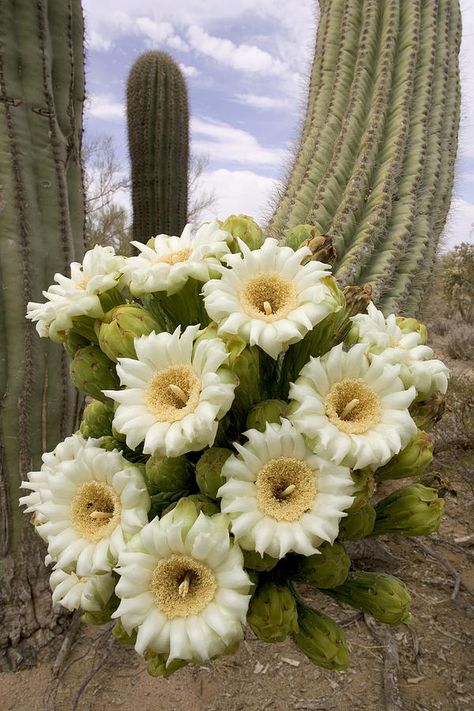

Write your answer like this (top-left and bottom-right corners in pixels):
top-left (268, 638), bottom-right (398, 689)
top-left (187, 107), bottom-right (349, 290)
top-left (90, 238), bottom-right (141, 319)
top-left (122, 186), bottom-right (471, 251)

top-left (70, 481), bottom-right (121, 541)
top-left (151, 555), bottom-right (217, 618)
top-left (153, 248), bottom-right (192, 266)
top-left (240, 273), bottom-right (297, 321)
top-left (325, 378), bottom-right (381, 434)
top-left (145, 365), bottom-right (201, 422)
top-left (256, 457), bottom-right (316, 522)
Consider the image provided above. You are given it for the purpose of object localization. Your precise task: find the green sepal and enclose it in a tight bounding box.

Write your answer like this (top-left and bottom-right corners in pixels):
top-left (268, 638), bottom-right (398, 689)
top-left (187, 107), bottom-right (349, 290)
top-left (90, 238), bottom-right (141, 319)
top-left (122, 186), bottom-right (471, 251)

top-left (371, 483), bottom-right (444, 537)
top-left (283, 542), bottom-right (350, 589)
top-left (195, 447), bottom-right (232, 499)
top-left (292, 600), bottom-right (349, 670)
top-left (247, 581), bottom-right (299, 643)
top-left (323, 572), bottom-right (411, 626)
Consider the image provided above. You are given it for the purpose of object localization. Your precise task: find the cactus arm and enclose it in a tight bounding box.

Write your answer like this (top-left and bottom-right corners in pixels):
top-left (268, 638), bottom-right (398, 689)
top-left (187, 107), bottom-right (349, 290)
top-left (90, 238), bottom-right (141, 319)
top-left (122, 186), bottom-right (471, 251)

top-left (0, 0), bottom-right (85, 553)
top-left (269, 0), bottom-right (352, 233)
top-left (127, 52), bottom-right (189, 241)
top-left (267, 0), bottom-right (461, 313)
top-left (393, 0), bottom-right (461, 314)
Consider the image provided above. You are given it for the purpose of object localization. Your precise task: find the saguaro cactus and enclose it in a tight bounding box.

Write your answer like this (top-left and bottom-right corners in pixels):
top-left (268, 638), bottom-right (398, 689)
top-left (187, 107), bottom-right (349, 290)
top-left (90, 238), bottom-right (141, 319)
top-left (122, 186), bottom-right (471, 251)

top-left (127, 51), bottom-right (189, 242)
top-left (268, 0), bottom-right (461, 315)
top-left (0, 0), bottom-right (85, 668)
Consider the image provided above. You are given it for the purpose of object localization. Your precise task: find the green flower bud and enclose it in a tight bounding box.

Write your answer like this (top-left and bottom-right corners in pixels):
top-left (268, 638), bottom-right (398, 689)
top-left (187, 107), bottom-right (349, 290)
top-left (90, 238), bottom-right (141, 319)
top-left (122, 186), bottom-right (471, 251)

top-left (292, 603), bottom-right (349, 670)
top-left (81, 594), bottom-right (119, 626)
top-left (247, 581), bottom-right (299, 643)
top-left (284, 542), bottom-right (350, 589)
top-left (243, 549), bottom-right (279, 572)
top-left (396, 316), bottom-right (428, 345)
top-left (375, 432), bottom-right (433, 481)
top-left (97, 304), bottom-right (162, 362)
top-left (246, 400), bottom-right (288, 433)
top-left (221, 214), bottom-right (264, 252)
top-left (112, 619), bottom-right (137, 646)
top-left (372, 484), bottom-right (444, 537)
top-left (284, 225), bottom-right (336, 265)
top-left (161, 493), bottom-right (220, 519)
top-left (342, 284), bottom-right (374, 319)
top-left (196, 447), bottom-right (232, 499)
top-left (145, 454), bottom-right (195, 495)
top-left (62, 330), bottom-right (89, 358)
top-left (231, 343), bottom-right (261, 416)
top-left (145, 651), bottom-right (188, 678)
top-left (410, 393), bottom-right (446, 431)
top-left (338, 504), bottom-right (376, 541)
top-left (80, 400), bottom-right (114, 439)
top-left (70, 345), bottom-right (119, 403)
top-left (349, 468), bottom-right (376, 511)
top-left (98, 436), bottom-right (123, 452)
top-left (111, 425), bottom-right (126, 442)
top-left (70, 315), bottom-right (100, 343)
top-left (150, 489), bottom-right (191, 518)
top-left (324, 572), bottom-right (411, 626)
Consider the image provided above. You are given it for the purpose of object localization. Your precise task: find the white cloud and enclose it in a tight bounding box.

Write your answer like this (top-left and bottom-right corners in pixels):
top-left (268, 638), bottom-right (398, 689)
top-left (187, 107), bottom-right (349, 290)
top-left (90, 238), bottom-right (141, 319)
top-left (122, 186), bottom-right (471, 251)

top-left (86, 93), bottom-right (124, 121)
top-left (193, 168), bottom-right (280, 223)
top-left (442, 196), bottom-right (474, 251)
top-left (180, 63), bottom-right (200, 78)
top-left (87, 30), bottom-right (112, 52)
top-left (233, 93), bottom-right (289, 110)
top-left (135, 18), bottom-right (189, 51)
top-left (186, 25), bottom-right (292, 78)
top-left (191, 117), bottom-right (287, 167)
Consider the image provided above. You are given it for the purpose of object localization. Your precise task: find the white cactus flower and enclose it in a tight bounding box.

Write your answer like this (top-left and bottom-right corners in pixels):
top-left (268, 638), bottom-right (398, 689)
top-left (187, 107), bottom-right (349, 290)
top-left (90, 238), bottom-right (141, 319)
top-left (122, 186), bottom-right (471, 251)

top-left (121, 221), bottom-right (230, 296)
top-left (113, 507), bottom-right (251, 665)
top-left (26, 245), bottom-right (124, 341)
top-left (202, 238), bottom-right (339, 359)
top-left (218, 420), bottom-right (354, 559)
top-left (104, 326), bottom-right (236, 458)
top-left (351, 302), bottom-right (449, 398)
top-left (289, 343), bottom-right (417, 469)
top-left (50, 569), bottom-right (115, 612)
top-left (20, 434), bottom-right (150, 576)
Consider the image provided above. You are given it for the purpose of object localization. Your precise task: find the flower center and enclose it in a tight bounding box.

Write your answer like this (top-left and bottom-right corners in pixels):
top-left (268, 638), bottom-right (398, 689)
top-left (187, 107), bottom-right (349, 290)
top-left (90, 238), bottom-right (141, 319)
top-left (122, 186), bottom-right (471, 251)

top-left (325, 377), bottom-right (381, 434)
top-left (145, 365), bottom-right (201, 422)
top-left (240, 273), bottom-right (297, 320)
top-left (153, 248), bottom-right (192, 266)
top-left (151, 555), bottom-right (217, 619)
top-left (255, 457), bottom-right (316, 522)
top-left (70, 481), bottom-right (121, 541)
top-left (76, 276), bottom-right (90, 290)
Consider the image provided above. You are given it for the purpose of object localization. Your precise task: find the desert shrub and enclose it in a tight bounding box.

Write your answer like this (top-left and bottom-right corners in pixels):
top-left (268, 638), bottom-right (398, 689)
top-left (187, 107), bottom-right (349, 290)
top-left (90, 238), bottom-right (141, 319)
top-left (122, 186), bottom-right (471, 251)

top-left (445, 325), bottom-right (474, 361)
top-left (441, 243), bottom-right (474, 323)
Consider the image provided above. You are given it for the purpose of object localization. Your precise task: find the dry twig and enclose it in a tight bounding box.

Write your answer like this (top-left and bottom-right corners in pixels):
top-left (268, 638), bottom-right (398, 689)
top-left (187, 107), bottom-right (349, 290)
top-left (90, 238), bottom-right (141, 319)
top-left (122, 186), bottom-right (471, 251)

top-left (52, 610), bottom-right (83, 677)
top-left (364, 615), bottom-right (403, 711)
top-left (411, 538), bottom-right (473, 600)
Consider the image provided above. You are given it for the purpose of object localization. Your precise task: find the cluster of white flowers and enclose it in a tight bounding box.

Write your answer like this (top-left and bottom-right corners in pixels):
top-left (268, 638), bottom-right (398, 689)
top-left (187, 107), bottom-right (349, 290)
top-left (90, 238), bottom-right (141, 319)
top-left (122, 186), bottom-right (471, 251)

top-left (23, 218), bottom-right (448, 672)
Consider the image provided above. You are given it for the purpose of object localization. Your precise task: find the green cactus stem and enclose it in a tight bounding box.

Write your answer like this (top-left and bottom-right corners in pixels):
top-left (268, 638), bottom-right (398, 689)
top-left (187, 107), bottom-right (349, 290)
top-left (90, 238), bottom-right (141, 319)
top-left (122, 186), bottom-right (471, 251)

top-left (127, 51), bottom-right (189, 242)
top-left (268, 0), bottom-right (460, 314)
top-left (0, 0), bottom-right (85, 667)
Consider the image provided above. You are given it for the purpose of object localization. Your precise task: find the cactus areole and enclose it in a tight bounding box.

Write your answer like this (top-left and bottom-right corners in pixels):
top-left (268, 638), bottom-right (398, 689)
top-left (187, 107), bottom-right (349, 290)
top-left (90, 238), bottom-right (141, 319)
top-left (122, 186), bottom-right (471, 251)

top-left (268, 0), bottom-right (461, 315)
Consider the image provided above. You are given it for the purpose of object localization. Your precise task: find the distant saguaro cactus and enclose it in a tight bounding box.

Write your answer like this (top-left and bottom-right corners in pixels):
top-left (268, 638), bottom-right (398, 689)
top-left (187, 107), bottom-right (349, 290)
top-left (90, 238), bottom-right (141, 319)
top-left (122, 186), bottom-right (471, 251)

top-left (127, 51), bottom-right (189, 242)
top-left (269, 0), bottom-right (461, 315)
top-left (0, 0), bottom-right (85, 668)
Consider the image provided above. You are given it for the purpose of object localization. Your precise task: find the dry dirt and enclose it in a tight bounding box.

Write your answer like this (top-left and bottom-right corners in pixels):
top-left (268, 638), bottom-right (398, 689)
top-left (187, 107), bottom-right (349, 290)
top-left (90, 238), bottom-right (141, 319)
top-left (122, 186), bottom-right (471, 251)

top-left (0, 293), bottom-right (473, 711)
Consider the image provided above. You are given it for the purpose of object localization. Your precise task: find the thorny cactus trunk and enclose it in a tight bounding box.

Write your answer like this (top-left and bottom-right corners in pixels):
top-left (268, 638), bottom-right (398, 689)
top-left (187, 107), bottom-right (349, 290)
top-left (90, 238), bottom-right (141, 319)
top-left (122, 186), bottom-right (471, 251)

top-left (0, 0), bottom-right (85, 669)
top-left (268, 0), bottom-right (461, 315)
top-left (127, 51), bottom-right (189, 242)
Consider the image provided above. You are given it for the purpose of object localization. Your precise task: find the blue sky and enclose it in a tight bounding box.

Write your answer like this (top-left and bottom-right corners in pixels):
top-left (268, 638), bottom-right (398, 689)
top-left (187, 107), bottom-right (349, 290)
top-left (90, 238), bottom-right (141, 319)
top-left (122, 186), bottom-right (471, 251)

top-left (83, 0), bottom-right (474, 249)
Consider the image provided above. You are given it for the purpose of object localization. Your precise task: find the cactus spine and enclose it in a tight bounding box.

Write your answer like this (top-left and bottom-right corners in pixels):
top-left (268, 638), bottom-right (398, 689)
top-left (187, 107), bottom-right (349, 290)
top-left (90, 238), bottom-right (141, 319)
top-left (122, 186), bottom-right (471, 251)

top-left (268, 0), bottom-right (461, 314)
top-left (127, 51), bottom-right (189, 242)
top-left (0, 0), bottom-right (85, 667)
